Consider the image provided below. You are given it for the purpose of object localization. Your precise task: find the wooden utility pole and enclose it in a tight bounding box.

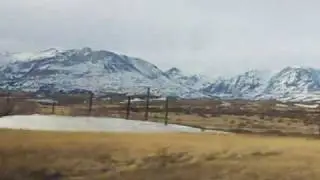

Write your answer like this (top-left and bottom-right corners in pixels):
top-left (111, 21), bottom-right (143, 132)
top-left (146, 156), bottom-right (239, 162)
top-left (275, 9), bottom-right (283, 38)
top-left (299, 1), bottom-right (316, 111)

top-left (144, 87), bottom-right (150, 121)
top-left (126, 96), bottom-right (131, 119)
top-left (164, 97), bottom-right (169, 125)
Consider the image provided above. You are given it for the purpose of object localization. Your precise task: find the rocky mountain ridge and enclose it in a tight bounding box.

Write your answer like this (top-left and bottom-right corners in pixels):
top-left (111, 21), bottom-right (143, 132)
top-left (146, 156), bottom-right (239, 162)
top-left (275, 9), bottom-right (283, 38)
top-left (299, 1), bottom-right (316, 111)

top-left (1, 47), bottom-right (320, 101)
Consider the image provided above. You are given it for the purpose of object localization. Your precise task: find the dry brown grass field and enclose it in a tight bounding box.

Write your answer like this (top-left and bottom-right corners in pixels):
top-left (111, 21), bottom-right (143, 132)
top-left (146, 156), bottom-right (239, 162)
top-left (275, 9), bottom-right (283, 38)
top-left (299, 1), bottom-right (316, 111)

top-left (2, 95), bottom-right (320, 179)
top-left (1, 130), bottom-right (320, 180)
top-left (0, 130), bottom-right (320, 180)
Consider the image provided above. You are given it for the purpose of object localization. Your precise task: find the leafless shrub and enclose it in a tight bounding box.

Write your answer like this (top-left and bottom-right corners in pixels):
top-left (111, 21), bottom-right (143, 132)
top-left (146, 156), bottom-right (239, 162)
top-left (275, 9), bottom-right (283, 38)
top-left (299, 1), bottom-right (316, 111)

top-left (265, 116), bottom-right (273, 121)
top-left (184, 107), bottom-right (192, 115)
top-left (238, 122), bottom-right (247, 128)
top-left (176, 118), bottom-right (182, 122)
top-left (251, 123), bottom-right (267, 129)
top-left (139, 148), bottom-right (192, 169)
top-left (28, 168), bottom-right (63, 180)
top-left (250, 150), bottom-right (282, 157)
top-left (277, 118), bottom-right (284, 123)
top-left (210, 113), bottom-right (221, 117)
top-left (204, 153), bottom-right (219, 161)
top-left (264, 129), bottom-right (285, 136)
top-left (229, 120), bottom-right (236, 125)
top-left (303, 119), bottom-right (313, 126)
top-left (197, 111), bottom-right (208, 118)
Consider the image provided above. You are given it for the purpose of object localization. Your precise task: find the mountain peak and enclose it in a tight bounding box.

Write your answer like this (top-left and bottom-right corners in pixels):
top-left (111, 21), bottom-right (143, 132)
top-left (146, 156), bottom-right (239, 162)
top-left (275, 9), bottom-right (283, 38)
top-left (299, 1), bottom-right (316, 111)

top-left (282, 65), bottom-right (314, 71)
top-left (264, 66), bottom-right (320, 96)
top-left (164, 67), bottom-right (213, 91)
top-left (80, 47), bottom-right (92, 54)
top-left (41, 48), bottom-right (60, 53)
top-left (166, 67), bottom-right (182, 76)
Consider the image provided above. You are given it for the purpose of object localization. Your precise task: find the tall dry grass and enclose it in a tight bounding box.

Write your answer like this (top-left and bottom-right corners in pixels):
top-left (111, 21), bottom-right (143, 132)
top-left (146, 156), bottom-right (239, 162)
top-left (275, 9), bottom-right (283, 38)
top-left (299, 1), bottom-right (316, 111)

top-left (1, 130), bottom-right (320, 179)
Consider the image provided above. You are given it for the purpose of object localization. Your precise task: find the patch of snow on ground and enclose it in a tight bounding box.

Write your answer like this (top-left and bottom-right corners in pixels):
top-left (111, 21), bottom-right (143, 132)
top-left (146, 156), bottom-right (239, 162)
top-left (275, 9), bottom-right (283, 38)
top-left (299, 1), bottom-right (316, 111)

top-left (27, 99), bottom-right (58, 104)
top-left (276, 103), bottom-right (289, 108)
top-left (0, 115), bottom-right (229, 134)
top-left (294, 103), bottom-right (319, 109)
top-left (120, 98), bottom-right (144, 104)
top-left (220, 101), bottom-right (231, 107)
top-left (152, 97), bottom-right (166, 101)
top-left (120, 97), bottom-right (167, 104)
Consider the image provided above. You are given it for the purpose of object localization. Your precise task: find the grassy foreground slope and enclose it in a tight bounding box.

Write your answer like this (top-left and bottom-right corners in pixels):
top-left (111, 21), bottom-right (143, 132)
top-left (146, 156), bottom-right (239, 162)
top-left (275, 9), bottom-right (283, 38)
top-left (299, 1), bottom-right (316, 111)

top-left (1, 130), bottom-right (320, 180)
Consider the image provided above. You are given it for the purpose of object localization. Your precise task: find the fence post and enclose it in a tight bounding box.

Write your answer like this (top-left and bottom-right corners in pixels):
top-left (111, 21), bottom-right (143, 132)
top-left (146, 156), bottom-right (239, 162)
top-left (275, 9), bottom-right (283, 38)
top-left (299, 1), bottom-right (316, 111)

top-left (164, 97), bottom-right (169, 125)
top-left (144, 87), bottom-right (150, 121)
top-left (6, 91), bottom-right (10, 105)
top-left (52, 102), bottom-right (56, 114)
top-left (126, 96), bottom-right (131, 119)
top-left (88, 92), bottom-right (93, 115)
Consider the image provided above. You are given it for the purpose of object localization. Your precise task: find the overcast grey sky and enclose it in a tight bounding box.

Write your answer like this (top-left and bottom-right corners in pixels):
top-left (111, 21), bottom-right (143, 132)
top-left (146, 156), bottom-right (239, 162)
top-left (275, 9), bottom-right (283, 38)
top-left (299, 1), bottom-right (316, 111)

top-left (1, 0), bottom-right (320, 76)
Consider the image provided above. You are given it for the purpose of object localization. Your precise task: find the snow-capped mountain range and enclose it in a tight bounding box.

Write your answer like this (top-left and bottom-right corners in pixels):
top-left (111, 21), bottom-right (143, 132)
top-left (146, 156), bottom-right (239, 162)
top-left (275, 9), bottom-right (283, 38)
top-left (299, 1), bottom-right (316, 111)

top-left (204, 67), bottom-right (320, 101)
top-left (1, 47), bottom-right (320, 101)
top-left (0, 48), bottom-right (210, 98)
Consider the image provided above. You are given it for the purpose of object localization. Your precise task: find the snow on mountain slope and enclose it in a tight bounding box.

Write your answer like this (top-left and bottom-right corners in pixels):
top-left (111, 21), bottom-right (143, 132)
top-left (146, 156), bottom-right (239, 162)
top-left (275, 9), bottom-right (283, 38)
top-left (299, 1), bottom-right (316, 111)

top-left (203, 67), bottom-right (320, 101)
top-left (0, 48), bottom-right (207, 98)
top-left (203, 70), bottom-right (272, 99)
top-left (3, 48), bottom-right (64, 62)
top-left (264, 67), bottom-right (320, 95)
top-left (3, 47), bottom-right (320, 101)
top-left (165, 67), bottom-right (213, 90)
